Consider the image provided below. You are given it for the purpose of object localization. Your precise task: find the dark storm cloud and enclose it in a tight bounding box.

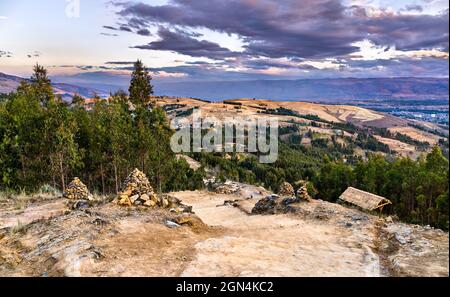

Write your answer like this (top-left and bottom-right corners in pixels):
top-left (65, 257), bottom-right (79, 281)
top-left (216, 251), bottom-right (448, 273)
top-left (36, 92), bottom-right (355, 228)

top-left (119, 25), bottom-right (132, 32)
top-left (137, 28), bottom-right (151, 36)
top-left (131, 27), bottom-right (239, 60)
top-left (113, 0), bottom-right (449, 60)
top-left (356, 12), bottom-right (449, 51)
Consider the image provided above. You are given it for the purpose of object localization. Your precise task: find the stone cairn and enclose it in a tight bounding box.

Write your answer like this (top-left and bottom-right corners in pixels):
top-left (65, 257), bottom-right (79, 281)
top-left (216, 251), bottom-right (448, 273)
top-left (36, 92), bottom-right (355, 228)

top-left (252, 182), bottom-right (312, 215)
top-left (116, 168), bottom-right (192, 213)
top-left (297, 185), bottom-right (312, 202)
top-left (63, 177), bottom-right (93, 210)
top-left (279, 182), bottom-right (295, 197)
top-left (117, 169), bottom-right (159, 207)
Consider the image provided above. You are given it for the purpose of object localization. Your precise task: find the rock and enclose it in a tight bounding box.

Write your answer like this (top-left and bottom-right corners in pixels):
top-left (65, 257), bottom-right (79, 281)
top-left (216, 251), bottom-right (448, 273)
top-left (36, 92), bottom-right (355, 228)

top-left (118, 196), bottom-right (132, 207)
top-left (165, 221), bottom-right (181, 229)
top-left (92, 217), bottom-right (108, 226)
top-left (279, 182), bottom-right (295, 197)
top-left (281, 197), bottom-right (300, 206)
top-left (174, 214), bottom-right (202, 226)
top-left (140, 194), bottom-right (150, 201)
top-left (352, 215), bottom-right (369, 222)
top-left (252, 196), bottom-right (279, 214)
top-left (130, 195), bottom-right (140, 204)
top-left (144, 200), bottom-right (156, 207)
top-left (151, 194), bottom-right (159, 204)
top-left (170, 207), bottom-right (188, 214)
top-left (167, 195), bottom-right (181, 207)
top-left (72, 200), bottom-right (90, 210)
top-left (64, 178), bottom-right (92, 201)
top-left (395, 233), bottom-right (408, 245)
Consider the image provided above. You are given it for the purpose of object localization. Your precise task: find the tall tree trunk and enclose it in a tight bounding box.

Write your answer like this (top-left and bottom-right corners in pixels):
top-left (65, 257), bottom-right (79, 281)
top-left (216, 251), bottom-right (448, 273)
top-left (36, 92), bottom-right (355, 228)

top-left (59, 156), bottom-right (65, 192)
top-left (50, 155), bottom-right (57, 189)
top-left (100, 163), bottom-right (105, 195)
top-left (114, 163), bottom-right (119, 194)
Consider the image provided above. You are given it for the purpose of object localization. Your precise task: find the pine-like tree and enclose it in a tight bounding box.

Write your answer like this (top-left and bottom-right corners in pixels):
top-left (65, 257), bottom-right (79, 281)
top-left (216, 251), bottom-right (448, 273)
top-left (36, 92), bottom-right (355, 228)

top-left (129, 60), bottom-right (153, 106)
top-left (30, 63), bottom-right (54, 106)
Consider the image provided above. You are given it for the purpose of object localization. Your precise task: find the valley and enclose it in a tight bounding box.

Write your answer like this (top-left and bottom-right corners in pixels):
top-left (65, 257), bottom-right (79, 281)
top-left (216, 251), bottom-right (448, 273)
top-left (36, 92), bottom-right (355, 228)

top-left (155, 96), bottom-right (448, 160)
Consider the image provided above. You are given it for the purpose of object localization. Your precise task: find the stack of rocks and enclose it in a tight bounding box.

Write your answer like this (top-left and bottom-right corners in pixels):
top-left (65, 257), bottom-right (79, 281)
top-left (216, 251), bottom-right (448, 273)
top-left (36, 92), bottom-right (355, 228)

top-left (279, 182), bottom-right (295, 197)
top-left (63, 178), bottom-right (93, 210)
top-left (252, 182), bottom-right (313, 215)
top-left (297, 186), bottom-right (312, 202)
top-left (64, 178), bottom-right (92, 200)
top-left (215, 182), bottom-right (240, 195)
top-left (117, 169), bottom-right (158, 207)
top-left (116, 169), bottom-right (193, 213)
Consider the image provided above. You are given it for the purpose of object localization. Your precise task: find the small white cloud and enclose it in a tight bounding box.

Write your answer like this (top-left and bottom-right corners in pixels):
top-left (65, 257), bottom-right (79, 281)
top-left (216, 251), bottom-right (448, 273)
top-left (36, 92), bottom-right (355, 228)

top-left (350, 39), bottom-right (449, 61)
top-left (0, 16), bottom-right (8, 20)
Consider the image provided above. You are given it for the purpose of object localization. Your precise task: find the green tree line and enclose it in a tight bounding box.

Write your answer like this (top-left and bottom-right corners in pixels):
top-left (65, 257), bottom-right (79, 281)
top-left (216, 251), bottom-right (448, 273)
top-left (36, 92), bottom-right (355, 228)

top-left (0, 62), bottom-right (204, 194)
top-left (194, 143), bottom-right (449, 230)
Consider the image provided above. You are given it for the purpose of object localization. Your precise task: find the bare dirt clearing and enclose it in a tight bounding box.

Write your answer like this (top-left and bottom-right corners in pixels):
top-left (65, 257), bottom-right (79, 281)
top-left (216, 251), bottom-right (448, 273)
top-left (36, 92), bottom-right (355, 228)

top-left (173, 191), bottom-right (381, 277)
top-left (0, 201), bottom-right (219, 277)
top-left (0, 189), bottom-right (448, 277)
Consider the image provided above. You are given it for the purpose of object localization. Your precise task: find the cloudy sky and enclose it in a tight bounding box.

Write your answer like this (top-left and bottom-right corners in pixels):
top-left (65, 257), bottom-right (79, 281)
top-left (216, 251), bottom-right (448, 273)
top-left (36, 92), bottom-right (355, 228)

top-left (0, 0), bottom-right (448, 81)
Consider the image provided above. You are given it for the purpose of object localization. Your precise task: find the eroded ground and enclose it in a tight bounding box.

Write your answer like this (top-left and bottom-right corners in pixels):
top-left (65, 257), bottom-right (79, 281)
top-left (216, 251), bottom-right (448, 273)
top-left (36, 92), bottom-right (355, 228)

top-left (0, 189), bottom-right (448, 277)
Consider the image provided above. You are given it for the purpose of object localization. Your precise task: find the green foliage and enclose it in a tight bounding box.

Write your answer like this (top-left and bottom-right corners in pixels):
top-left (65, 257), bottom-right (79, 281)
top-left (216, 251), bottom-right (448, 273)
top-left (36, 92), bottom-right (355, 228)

top-left (129, 60), bottom-right (153, 106)
top-left (313, 148), bottom-right (449, 230)
top-left (0, 65), bottom-right (202, 196)
top-left (193, 139), bottom-right (449, 230)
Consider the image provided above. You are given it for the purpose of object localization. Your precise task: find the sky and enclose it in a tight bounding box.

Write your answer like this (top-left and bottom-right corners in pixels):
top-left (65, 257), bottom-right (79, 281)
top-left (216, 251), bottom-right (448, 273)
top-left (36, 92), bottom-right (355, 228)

top-left (0, 0), bottom-right (448, 82)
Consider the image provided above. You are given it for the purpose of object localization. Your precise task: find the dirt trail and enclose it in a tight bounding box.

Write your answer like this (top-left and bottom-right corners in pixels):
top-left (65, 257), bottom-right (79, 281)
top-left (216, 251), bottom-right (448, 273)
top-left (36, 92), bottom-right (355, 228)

top-left (172, 191), bottom-right (382, 277)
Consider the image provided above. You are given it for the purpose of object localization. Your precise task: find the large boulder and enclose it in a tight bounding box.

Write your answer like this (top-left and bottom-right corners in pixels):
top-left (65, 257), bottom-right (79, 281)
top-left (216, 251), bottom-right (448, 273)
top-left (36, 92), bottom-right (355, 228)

top-left (252, 195), bottom-right (279, 215)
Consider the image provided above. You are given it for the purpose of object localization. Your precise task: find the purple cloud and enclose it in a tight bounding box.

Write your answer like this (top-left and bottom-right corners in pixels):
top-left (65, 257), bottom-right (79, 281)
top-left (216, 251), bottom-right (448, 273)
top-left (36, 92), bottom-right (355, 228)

top-left (132, 27), bottom-right (239, 60)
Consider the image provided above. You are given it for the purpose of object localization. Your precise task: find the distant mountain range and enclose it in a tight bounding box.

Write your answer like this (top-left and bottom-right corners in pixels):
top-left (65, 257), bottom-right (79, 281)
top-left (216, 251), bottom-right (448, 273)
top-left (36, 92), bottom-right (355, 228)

top-left (0, 72), bottom-right (107, 100)
top-left (155, 77), bottom-right (449, 102)
top-left (1, 72), bottom-right (448, 103)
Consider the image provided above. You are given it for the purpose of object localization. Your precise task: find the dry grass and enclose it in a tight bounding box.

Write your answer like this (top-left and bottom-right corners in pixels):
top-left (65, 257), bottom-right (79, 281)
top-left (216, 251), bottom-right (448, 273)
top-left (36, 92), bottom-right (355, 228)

top-left (0, 186), bottom-right (62, 211)
top-left (10, 220), bottom-right (27, 235)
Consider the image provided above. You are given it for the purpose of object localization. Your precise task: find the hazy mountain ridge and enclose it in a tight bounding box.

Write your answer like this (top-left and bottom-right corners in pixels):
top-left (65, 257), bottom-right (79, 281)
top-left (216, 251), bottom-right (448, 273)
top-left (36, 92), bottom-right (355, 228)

top-left (155, 77), bottom-right (449, 101)
top-left (0, 72), bottom-right (106, 99)
top-left (2, 72), bottom-right (448, 102)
